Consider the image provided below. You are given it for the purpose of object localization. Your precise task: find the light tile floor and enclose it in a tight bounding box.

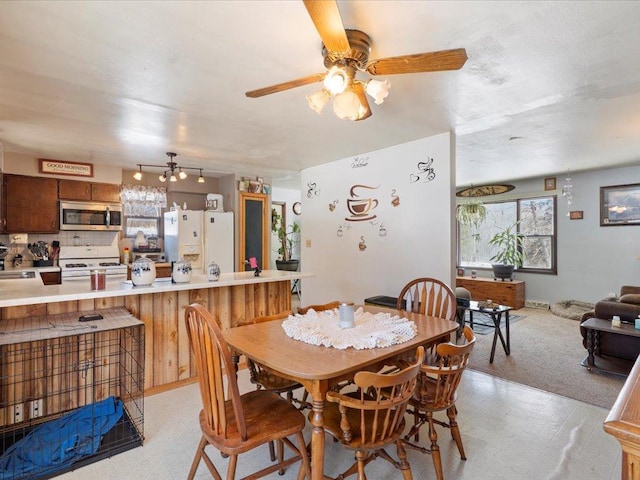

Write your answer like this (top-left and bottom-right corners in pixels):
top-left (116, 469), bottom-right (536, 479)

top-left (57, 368), bottom-right (621, 480)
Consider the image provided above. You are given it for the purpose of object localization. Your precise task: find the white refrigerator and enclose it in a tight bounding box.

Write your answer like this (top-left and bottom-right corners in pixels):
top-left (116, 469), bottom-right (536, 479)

top-left (203, 211), bottom-right (234, 273)
top-left (164, 210), bottom-right (204, 269)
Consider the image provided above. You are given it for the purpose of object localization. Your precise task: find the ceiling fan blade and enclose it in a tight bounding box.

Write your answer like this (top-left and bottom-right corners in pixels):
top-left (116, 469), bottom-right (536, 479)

top-left (366, 48), bottom-right (468, 76)
top-left (303, 0), bottom-right (350, 55)
top-left (245, 73), bottom-right (325, 98)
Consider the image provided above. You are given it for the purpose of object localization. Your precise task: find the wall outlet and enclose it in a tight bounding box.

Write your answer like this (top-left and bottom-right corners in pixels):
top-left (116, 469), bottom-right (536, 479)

top-left (13, 404), bottom-right (24, 423)
top-left (29, 399), bottom-right (43, 419)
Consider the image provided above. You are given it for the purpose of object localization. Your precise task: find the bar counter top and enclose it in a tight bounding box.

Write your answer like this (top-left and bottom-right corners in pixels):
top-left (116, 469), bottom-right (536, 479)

top-left (0, 270), bottom-right (310, 308)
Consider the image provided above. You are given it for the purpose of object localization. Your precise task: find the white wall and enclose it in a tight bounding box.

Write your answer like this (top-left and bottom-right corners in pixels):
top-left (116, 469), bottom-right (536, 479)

top-left (300, 132), bottom-right (455, 306)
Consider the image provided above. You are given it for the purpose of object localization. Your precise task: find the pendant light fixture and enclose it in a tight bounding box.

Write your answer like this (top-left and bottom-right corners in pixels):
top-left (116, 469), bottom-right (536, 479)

top-left (133, 152), bottom-right (205, 184)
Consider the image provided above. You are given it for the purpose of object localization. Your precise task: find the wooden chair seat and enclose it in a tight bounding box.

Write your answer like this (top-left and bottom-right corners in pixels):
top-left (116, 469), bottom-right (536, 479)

top-left (199, 390), bottom-right (305, 454)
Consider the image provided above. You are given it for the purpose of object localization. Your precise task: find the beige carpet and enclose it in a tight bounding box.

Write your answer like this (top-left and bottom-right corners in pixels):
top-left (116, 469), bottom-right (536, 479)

top-left (467, 307), bottom-right (625, 409)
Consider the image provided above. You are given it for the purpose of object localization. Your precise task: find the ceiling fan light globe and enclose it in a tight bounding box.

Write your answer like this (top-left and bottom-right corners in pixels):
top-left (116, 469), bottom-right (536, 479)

top-left (179, 169), bottom-right (187, 180)
top-left (332, 90), bottom-right (359, 120)
top-left (169, 173), bottom-right (178, 182)
top-left (307, 89), bottom-right (331, 114)
top-left (133, 170), bottom-right (142, 181)
top-left (365, 78), bottom-right (390, 105)
top-left (324, 65), bottom-right (349, 95)
top-left (159, 174), bottom-right (167, 182)
top-left (198, 175), bottom-right (205, 184)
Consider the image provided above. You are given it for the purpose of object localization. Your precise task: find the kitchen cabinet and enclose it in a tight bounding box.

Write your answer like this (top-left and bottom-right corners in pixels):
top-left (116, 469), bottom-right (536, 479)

top-left (58, 179), bottom-right (121, 203)
top-left (3, 174), bottom-right (59, 233)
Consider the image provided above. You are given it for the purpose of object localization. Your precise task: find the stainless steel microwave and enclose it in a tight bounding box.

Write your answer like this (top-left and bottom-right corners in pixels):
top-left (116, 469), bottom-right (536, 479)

top-left (60, 201), bottom-right (123, 231)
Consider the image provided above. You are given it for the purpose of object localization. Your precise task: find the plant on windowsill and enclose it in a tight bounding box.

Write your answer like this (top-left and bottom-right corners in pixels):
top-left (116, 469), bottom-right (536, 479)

top-left (272, 208), bottom-right (301, 271)
top-left (488, 222), bottom-right (524, 281)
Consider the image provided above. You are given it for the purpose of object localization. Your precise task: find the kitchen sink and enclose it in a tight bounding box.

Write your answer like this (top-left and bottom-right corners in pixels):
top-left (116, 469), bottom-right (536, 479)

top-left (0, 270), bottom-right (37, 280)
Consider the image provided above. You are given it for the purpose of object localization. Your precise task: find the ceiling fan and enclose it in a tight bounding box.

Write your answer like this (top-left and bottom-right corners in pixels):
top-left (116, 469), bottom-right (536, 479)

top-left (245, 0), bottom-right (468, 121)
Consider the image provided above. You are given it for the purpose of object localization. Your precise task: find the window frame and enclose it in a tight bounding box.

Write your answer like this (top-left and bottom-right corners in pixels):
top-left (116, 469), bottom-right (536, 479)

top-left (457, 195), bottom-right (557, 275)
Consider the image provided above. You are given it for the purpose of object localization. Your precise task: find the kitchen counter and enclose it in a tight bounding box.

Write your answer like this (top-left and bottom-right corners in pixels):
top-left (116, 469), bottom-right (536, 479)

top-left (0, 270), bottom-right (310, 308)
top-left (0, 269), bottom-right (311, 395)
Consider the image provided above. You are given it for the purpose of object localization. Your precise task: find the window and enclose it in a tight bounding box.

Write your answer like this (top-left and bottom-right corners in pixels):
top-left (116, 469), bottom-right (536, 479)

top-left (458, 195), bottom-right (556, 274)
top-left (121, 184), bottom-right (167, 238)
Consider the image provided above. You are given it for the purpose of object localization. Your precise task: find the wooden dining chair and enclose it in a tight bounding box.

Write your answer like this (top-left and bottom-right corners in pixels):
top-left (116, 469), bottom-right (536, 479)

top-left (319, 346), bottom-right (425, 480)
top-left (297, 300), bottom-right (340, 315)
top-left (184, 304), bottom-right (311, 480)
top-left (397, 277), bottom-right (457, 321)
top-left (238, 310), bottom-right (310, 413)
top-left (403, 326), bottom-right (476, 480)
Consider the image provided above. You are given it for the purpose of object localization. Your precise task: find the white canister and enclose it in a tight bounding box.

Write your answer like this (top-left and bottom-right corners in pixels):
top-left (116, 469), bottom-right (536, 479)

top-left (207, 260), bottom-right (220, 281)
top-left (172, 259), bottom-right (192, 283)
top-left (131, 257), bottom-right (156, 286)
top-left (338, 302), bottom-right (355, 329)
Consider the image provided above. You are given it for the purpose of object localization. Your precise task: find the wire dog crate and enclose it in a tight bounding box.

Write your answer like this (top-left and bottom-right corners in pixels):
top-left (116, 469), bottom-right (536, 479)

top-left (0, 307), bottom-right (144, 480)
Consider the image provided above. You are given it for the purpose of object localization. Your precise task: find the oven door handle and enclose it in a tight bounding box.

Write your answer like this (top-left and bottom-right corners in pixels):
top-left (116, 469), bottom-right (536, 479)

top-left (105, 206), bottom-right (110, 227)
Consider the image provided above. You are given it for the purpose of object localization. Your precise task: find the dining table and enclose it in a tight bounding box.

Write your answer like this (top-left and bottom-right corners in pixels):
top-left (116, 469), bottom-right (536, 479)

top-left (223, 304), bottom-right (459, 480)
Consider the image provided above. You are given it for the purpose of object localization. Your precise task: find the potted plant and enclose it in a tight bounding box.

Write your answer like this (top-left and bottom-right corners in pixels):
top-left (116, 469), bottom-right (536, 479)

top-left (272, 208), bottom-right (301, 271)
top-left (456, 199), bottom-right (487, 231)
top-left (488, 222), bottom-right (524, 281)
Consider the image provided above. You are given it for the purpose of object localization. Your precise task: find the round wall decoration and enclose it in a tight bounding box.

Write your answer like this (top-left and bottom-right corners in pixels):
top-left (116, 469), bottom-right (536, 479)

top-left (293, 201), bottom-right (302, 215)
top-left (456, 184), bottom-right (515, 197)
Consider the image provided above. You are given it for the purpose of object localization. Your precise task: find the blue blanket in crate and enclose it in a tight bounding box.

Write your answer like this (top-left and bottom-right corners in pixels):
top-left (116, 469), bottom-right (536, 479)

top-left (0, 396), bottom-right (123, 479)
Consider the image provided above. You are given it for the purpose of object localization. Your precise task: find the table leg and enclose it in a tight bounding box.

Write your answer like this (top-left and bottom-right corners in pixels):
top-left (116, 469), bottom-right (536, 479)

top-left (586, 330), bottom-right (595, 370)
top-left (469, 310), bottom-right (474, 330)
top-left (490, 312), bottom-right (509, 363)
top-left (505, 310), bottom-right (511, 355)
top-left (309, 388), bottom-right (327, 480)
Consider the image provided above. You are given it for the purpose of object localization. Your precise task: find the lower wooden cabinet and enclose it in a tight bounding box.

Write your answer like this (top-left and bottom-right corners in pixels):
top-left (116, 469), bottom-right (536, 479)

top-left (456, 276), bottom-right (525, 309)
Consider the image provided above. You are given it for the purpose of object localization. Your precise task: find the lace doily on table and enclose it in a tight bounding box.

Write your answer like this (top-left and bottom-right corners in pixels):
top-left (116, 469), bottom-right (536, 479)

top-left (281, 307), bottom-right (417, 350)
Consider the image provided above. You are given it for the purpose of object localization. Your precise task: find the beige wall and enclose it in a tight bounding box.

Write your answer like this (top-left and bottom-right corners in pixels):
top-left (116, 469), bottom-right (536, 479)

top-left (4, 152), bottom-right (122, 184)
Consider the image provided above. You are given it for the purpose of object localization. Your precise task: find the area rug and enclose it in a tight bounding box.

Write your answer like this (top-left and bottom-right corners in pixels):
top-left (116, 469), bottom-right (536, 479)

top-left (462, 311), bottom-right (525, 335)
top-left (550, 300), bottom-right (594, 320)
top-left (468, 307), bottom-right (624, 409)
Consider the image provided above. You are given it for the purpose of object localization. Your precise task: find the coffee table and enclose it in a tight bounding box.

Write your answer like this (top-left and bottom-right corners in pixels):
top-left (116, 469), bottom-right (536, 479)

top-left (461, 300), bottom-right (512, 363)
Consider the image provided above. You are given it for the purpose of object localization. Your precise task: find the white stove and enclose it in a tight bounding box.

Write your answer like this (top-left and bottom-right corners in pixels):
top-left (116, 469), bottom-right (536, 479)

top-left (59, 245), bottom-right (127, 280)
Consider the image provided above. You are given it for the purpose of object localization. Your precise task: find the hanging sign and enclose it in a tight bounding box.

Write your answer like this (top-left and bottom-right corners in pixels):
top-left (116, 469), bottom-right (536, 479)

top-left (39, 159), bottom-right (94, 177)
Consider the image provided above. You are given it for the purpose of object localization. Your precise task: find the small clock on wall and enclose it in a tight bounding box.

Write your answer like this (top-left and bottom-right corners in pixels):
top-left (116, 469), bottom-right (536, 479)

top-left (292, 202), bottom-right (302, 215)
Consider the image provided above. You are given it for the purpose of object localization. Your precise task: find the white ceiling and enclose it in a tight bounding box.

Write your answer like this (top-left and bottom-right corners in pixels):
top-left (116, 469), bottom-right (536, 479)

top-left (1, 1), bottom-right (639, 190)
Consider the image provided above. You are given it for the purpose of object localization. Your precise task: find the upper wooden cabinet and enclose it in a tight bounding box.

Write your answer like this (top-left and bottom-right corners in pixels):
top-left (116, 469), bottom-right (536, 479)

top-left (4, 174), bottom-right (59, 233)
top-left (59, 179), bottom-right (121, 203)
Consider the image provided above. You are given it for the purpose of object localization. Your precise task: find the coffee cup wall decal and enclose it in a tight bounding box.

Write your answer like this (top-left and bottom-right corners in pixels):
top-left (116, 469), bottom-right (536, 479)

top-left (409, 157), bottom-right (436, 183)
top-left (391, 189), bottom-right (400, 206)
top-left (345, 184), bottom-right (380, 222)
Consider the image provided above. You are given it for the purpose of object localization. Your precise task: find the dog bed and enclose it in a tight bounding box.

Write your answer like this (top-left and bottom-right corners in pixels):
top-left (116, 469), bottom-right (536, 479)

top-left (550, 300), bottom-right (594, 320)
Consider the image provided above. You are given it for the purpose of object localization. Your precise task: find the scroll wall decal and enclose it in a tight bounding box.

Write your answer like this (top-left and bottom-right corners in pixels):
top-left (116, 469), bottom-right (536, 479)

top-left (351, 156), bottom-right (369, 168)
top-left (358, 236), bottom-right (367, 251)
top-left (328, 199), bottom-right (338, 212)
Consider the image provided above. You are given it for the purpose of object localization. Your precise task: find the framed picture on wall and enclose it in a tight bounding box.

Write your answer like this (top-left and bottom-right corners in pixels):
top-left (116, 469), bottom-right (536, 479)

top-left (600, 183), bottom-right (640, 226)
top-left (544, 177), bottom-right (556, 191)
